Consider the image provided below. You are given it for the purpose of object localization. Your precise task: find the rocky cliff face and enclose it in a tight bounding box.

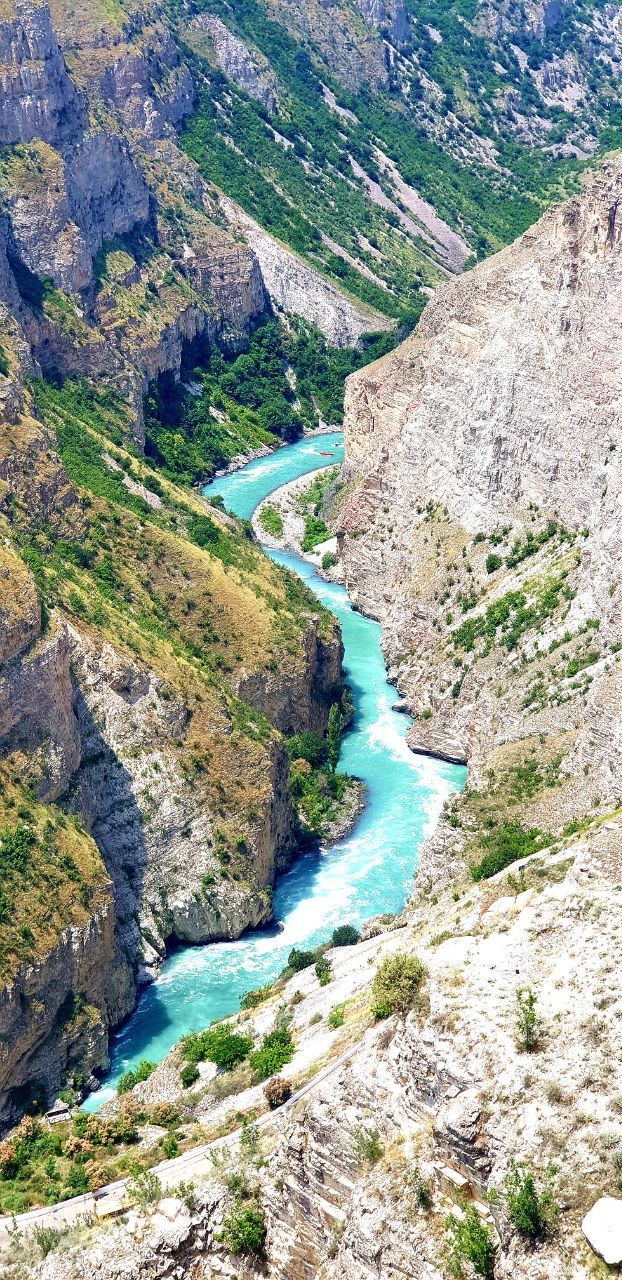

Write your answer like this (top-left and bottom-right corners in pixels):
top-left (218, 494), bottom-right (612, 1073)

top-left (340, 157), bottom-right (622, 818)
top-left (0, 0), bottom-right (352, 1119)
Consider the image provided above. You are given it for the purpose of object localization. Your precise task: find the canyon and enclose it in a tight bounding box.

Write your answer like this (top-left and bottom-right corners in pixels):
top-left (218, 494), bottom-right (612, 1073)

top-left (1, 0), bottom-right (622, 1275)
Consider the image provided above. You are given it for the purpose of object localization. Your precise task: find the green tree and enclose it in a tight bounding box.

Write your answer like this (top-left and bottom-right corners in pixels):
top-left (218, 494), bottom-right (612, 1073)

top-left (445, 1206), bottom-right (495, 1278)
top-left (515, 987), bottom-right (539, 1052)
top-left (371, 952), bottom-right (427, 1018)
top-left (327, 703), bottom-right (343, 772)
top-left (505, 1159), bottom-right (557, 1239)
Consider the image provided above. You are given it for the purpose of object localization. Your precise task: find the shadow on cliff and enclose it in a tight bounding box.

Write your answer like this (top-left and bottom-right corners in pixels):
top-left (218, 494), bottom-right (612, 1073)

top-left (69, 687), bottom-right (175, 1043)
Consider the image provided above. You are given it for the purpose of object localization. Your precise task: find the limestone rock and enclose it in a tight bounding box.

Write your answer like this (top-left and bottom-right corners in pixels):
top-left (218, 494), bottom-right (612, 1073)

top-left (185, 13), bottom-right (280, 112)
top-left (582, 1196), bottom-right (622, 1265)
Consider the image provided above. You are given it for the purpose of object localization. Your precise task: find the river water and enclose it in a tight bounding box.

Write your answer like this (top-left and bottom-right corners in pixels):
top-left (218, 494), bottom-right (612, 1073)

top-left (84, 432), bottom-right (464, 1109)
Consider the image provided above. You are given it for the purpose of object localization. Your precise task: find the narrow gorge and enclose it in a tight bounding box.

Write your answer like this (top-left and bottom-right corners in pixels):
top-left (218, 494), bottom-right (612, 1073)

top-left (1, 0), bottom-right (622, 1276)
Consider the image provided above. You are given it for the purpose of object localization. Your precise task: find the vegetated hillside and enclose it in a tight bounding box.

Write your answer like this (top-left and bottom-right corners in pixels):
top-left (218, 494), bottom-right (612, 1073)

top-left (172, 0), bottom-right (622, 314)
top-left (20, 141), bottom-right (622, 1280)
top-left (0, 366), bottom-right (345, 1131)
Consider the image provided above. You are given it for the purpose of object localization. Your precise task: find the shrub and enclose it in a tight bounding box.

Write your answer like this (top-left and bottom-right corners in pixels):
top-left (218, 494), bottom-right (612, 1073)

top-left (264, 1077), bottom-right (292, 1110)
top-left (485, 553), bottom-right (502, 574)
top-left (221, 1204), bottom-right (267, 1257)
top-left (250, 1028), bottom-right (294, 1080)
top-left (505, 1159), bottom-right (557, 1239)
top-left (411, 1162), bottom-right (432, 1211)
top-left (117, 1059), bottom-right (155, 1094)
top-left (240, 984), bottom-right (273, 1010)
top-left (321, 550), bottom-right (338, 570)
top-left (332, 924), bottom-right (360, 947)
top-left (328, 1003), bottom-right (345, 1029)
top-left (182, 1025), bottom-right (253, 1071)
top-left (515, 987), bottom-right (539, 1052)
top-left (285, 732), bottom-right (328, 767)
top-left (128, 1167), bottom-right (162, 1208)
top-left (259, 504), bottom-right (283, 538)
top-left (163, 1133), bottom-right (180, 1159)
top-left (352, 1126), bottom-right (383, 1165)
top-left (315, 956), bottom-right (332, 986)
top-left (371, 952), bottom-right (427, 1017)
top-left (470, 822), bottom-right (549, 881)
top-left (287, 947), bottom-right (315, 973)
top-left (445, 1207), bottom-right (495, 1279)
top-left (180, 1063), bottom-right (200, 1088)
top-left (33, 1225), bottom-right (67, 1259)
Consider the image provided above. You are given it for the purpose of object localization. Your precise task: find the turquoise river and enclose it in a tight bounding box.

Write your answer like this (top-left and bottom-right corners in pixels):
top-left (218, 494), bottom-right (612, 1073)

top-left (85, 431), bottom-right (464, 1109)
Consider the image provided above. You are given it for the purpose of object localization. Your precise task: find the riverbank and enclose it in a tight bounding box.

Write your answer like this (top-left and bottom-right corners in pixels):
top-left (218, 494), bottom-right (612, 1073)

top-left (68, 433), bottom-right (459, 1112)
top-left (252, 467), bottom-right (343, 582)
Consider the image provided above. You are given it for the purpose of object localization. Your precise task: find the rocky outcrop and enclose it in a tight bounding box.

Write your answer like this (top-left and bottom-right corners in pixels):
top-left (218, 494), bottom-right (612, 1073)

top-left (0, 894), bottom-right (121, 1132)
top-left (0, 1), bottom-right (85, 146)
top-left (184, 13), bottom-right (280, 112)
top-left (220, 197), bottom-right (393, 347)
top-left (233, 619), bottom-right (343, 737)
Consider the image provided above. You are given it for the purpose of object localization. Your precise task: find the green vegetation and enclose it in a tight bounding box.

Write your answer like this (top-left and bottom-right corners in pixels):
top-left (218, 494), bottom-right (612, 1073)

top-left (328, 1003), bottom-right (346, 1029)
top-left (505, 1159), bottom-right (557, 1239)
top-left (515, 987), bottom-right (540, 1053)
top-left (301, 515), bottom-right (330, 552)
top-left (182, 1025), bottom-right (253, 1071)
top-left (249, 1027), bottom-right (294, 1080)
top-left (145, 318), bottom-right (394, 487)
top-left (287, 947), bottom-right (316, 973)
top-left (221, 1202), bottom-right (267, 1257)
top-left (180, 1063), bottom-right (200, 1088)
top-left (332, 924), bottom-right (360, 947)
top-left (315, 955), bottom-right (332, 986)
top-left (117, 1060), bottom-right (155, 1094)
top-left (451, 569), bottom-right (575, 655)
top-left (445, 1206), bottom-right (495, 1279)
top-left (127, 1167), bottom-right (162, 1208)
top-left (259, 504), bottom-right (284, 538)
top-left (469, 821), bottom-right (549, 881)
top-left (0, 1110), bottom-right (146, 1214)
top-left (352, 1126), bottom-right (383, 1166)
top-left (371, 952), bottom-right (427, 1018)
top-left (321, 550), bottom-right (338, 571)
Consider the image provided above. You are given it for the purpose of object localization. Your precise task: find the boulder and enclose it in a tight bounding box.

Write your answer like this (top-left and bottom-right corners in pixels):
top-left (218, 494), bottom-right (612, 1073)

top-left (582, 1196), bottom-right (622, 1265)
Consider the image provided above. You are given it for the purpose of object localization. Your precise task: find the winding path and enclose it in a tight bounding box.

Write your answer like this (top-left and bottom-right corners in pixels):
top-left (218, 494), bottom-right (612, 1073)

top-left (0, 1042), bottom-right (361, 1244)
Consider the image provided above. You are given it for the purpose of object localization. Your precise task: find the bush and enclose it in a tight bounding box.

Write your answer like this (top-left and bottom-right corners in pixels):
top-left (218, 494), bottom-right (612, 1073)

top-left (163, 1133), bottom-right (180, 1159)
top-left (287, 947), bottom-right (316, 973)
top-left (264, 1077), bottom-right (292, 1109)
top-left (33, 1225), bottom-right (67, 1259)
top-left (240, 984), bottom-right (273, 1010)
top-left (221, 1204), bottom-right (267, 1257)
top-left (505, 1159), bottom-right (557, 1240)
top-left (250, 1028), bottom-right (294, 1080)
top-left (515, 987), bottom-right (539, 1052)
top-left (180, 1063), bottom-right (200, 1088)
top-left (485, 553), bottom-right (502, 574)
top-left (285, 732), bottom-right (328, 767)
top-left (445, 1206), bottom-right (495, 1278)
top-left (332, 924), bottom-right (360, 947)
top-left (128, 1167), bottom-right (162, 1208)
top-left (321, 550), bottom-right (338, 570)
top-left (182, 1025), bottom-right (253, 1071)
top-left (117, 1059), bottom-right (155, 1094)
top-left (352, 1126), bottom-right (383, 1165)
top-left (259, 504), bottom-right (283, 538)
top-left (315, 956), bottom-right (332, 986)
top-left (371, 953), bottom-right (427, 1017)
top-left (328, 1003), bottom-right (345, 1029)
top-left (470, 821), bottom-right (549, 881)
